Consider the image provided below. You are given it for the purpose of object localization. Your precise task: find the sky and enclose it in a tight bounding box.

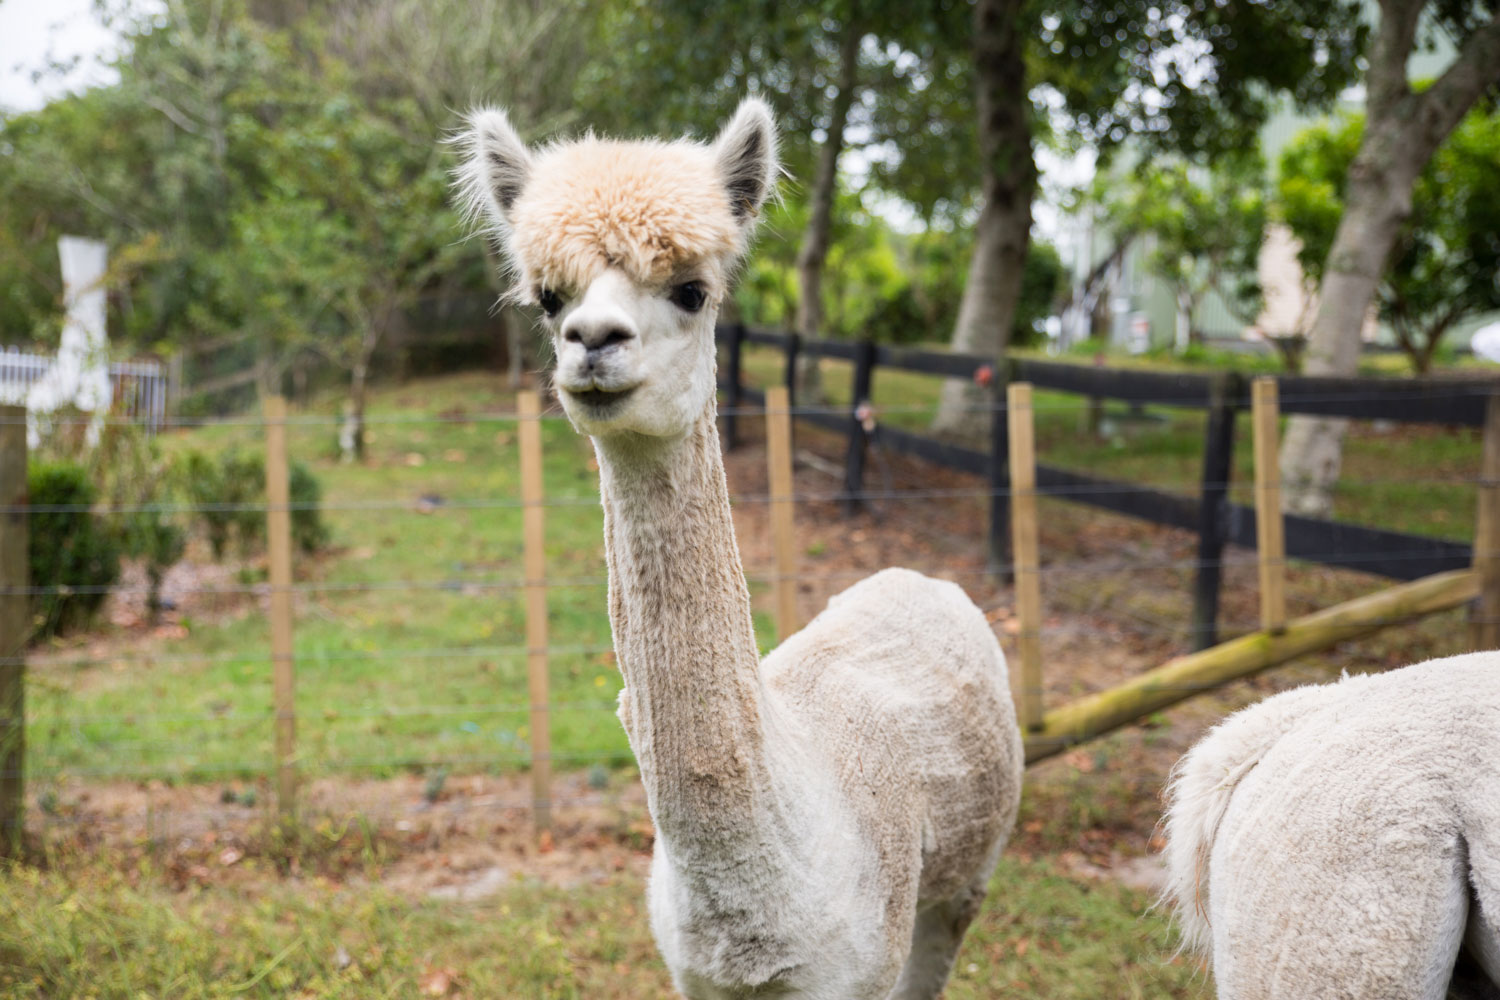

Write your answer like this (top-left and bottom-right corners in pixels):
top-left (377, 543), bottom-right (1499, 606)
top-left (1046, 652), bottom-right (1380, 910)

top-left (0, 0), bottom-right (139, 113)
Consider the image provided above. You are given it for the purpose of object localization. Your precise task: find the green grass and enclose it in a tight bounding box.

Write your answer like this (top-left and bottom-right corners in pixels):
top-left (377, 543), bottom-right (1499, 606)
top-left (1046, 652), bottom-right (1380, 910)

top-left (27, 358), bottom-right (1480, 786)
top-left (0, 854), bottom-right (1207, 999)
top-left (27, 373), bottom-right (777, 784)
top-left (742, 344), bottom-right (1480, 539)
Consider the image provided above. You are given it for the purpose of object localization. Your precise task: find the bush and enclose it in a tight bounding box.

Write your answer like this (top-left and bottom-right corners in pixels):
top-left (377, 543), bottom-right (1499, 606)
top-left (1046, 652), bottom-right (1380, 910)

top-left (179, 449), bottom-right (328, 559)
top-left (27, 462), bottom-right (122, 639)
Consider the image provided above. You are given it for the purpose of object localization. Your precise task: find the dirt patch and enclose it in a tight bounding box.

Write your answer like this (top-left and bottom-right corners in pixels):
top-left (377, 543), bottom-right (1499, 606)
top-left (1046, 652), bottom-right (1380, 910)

top-left (30, 770), bottom-right (654, 897)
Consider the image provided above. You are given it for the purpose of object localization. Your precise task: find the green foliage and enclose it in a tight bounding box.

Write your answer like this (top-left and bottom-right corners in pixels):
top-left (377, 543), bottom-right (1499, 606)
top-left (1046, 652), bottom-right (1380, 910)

top-left (26, 462), bottom-right (122, 640)
top-left (1096, 153), bottom-right (1269, 345)
top-left (736, 185), bottom-right (1063, 345)
top-left (1038, 1), bottom-right (1367, 158)
top-left (179, 449), bottom-right (328, 560)
top-left (1278, 105), bottom-right (1500, 372)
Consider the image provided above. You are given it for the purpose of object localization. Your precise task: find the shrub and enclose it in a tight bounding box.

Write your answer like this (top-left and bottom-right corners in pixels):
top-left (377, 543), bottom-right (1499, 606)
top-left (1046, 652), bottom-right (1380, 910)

top-left (179, 449), bottom-right (328, 559)
top-left (27, 462), bottom-right (122, 639)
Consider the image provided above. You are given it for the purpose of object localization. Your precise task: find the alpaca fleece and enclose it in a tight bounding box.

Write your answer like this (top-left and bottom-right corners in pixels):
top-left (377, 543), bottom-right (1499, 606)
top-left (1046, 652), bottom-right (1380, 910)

top-left (1163, 654), bottom-right (1500, 999)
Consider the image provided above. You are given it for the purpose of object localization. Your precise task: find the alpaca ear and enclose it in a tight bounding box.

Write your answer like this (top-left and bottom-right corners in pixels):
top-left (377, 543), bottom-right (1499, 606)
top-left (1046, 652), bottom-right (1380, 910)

top-left (457, 107), bottom-right (534, 228)
top-left (713, 97), bottom-right (779, 223)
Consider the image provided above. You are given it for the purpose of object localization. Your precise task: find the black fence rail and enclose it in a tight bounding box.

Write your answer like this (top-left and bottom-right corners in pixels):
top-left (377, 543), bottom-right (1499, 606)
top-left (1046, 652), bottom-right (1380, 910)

top-left (715, 324), bottom-right (1496, 650)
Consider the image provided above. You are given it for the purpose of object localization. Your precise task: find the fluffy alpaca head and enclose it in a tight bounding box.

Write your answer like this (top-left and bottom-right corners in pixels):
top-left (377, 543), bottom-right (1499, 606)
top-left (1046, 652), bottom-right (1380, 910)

top-left (456, 99), bottom-right (778, 438)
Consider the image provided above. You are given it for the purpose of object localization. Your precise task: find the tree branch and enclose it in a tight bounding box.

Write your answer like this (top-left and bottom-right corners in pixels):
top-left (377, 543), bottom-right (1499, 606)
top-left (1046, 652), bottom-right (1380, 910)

top-left (1408, 9), bottom-right (1500, 156)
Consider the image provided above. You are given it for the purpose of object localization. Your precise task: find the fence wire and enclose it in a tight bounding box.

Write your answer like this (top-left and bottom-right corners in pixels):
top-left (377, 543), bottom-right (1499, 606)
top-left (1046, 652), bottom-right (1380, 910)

top-left (3, 379), bottom-right (1490, 822)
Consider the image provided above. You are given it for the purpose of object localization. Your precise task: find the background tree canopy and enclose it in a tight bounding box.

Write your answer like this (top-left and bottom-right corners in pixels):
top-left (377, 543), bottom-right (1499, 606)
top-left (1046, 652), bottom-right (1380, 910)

top-left (0, 0), bottom-right (1487, 438)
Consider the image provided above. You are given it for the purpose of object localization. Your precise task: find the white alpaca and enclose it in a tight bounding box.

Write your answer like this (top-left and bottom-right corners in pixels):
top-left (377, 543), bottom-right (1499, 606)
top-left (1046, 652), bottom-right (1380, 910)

top-left (1162, 653), bottom-right (1500, 999)
top-left (457, 99), bottom-right (1023, 999)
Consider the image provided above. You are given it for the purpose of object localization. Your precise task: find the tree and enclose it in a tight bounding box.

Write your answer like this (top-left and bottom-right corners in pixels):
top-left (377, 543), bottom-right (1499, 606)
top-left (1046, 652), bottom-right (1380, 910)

top-left (929, 0), bottom-right (1368, 440)
top-left (229, 70), bottom-right (461, 459)
top-left (1280, 0), bottom-right (1500, 516)
top-left (324, 0), bottom-right (596, 386)
top-left (1279, 108), bottom-right (1500, 375)
top-left (1097, 155), bottom-right (1268, 352)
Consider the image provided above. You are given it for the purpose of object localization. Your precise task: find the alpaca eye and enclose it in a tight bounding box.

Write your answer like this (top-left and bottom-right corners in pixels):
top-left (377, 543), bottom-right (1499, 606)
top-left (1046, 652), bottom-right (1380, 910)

top-left (670, 281), bottom-right (706, 313)
top-left (538, 288), bottom-right (563, 317)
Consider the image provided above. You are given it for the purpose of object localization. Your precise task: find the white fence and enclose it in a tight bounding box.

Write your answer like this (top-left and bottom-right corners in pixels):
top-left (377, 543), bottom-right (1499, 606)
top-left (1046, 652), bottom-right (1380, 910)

top-left (0, 348), bottom-right (170, 433)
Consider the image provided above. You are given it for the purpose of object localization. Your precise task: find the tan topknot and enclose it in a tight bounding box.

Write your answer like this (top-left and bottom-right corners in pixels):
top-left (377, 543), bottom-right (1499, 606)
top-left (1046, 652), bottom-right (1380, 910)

top-left (507, 136), bottom-right (746, 295)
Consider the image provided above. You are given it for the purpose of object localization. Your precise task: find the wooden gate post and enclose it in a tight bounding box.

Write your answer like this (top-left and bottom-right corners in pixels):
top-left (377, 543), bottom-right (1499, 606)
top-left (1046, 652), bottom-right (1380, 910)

top-left (765, 386), bottom-right (799, 641)
top-left (1007, 383), bottom-right (1044, 731)
top-left (0, 405), bottom-right (26, 858)
top-left (518, 391), bottom-right (552, 830)
top-left (841, 340), bottom-right (878, 515)
top-left (263, 396), bottom-right (298, 820)
top-left (1469, 391), bottom-right (1500, 650)
top-left (1251, 378), bottom-right (1287, 633)
top-left (1191, 373), bottom-right (1238, 651)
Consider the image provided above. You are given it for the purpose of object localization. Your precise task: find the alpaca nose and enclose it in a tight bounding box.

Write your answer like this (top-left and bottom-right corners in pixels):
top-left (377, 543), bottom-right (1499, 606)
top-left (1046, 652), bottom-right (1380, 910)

top-left (564, 321), bottom-right (636, 361)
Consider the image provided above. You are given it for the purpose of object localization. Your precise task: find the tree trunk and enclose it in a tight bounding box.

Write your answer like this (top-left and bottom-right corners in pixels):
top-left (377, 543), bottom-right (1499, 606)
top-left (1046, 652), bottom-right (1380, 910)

top-left (930, 0), bottom-right (1035, 443)
top-left (348, 359), bottom-right (370, 462)
top-left (346, 315), bottom-right (385, 463)
top-left (793, 20), bottom-right (862, 405)
top-left (1174, 287), bottom-right (1195, 353)
top-left (1280, 1), bottom-right (1500, 514)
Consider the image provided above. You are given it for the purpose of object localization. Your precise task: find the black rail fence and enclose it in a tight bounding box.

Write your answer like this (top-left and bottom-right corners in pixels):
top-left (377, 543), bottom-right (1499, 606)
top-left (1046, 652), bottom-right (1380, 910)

top-left (715, 323), bottom-right (1493, 650)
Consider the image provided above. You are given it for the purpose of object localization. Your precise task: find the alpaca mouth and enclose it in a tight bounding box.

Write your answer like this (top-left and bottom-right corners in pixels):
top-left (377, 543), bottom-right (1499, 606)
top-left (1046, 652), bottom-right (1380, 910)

top-left (566, 385), bottom-right (637, 410)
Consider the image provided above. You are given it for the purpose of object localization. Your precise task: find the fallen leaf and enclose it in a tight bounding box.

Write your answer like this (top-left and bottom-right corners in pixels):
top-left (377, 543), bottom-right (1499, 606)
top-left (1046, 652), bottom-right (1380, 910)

top-left (419, 967), bottom-right (457, 996)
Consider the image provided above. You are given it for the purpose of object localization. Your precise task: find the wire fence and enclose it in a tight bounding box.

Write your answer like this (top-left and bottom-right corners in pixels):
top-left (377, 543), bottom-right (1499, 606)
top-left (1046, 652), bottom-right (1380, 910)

top-left (0, 377), bottom-right (1493, 841)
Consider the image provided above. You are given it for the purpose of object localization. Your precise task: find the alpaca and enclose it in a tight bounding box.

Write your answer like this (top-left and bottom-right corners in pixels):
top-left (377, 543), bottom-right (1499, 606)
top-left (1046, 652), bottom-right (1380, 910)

top-left (456, 99), bottom-right (1023, 999)
top-left (1162, 653), bottom-right (1500, 999)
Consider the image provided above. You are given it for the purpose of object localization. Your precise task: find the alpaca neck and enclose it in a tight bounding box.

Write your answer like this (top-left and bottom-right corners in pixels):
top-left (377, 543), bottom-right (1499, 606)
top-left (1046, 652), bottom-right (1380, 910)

top-left (595, 403), bottom-right (772, 848)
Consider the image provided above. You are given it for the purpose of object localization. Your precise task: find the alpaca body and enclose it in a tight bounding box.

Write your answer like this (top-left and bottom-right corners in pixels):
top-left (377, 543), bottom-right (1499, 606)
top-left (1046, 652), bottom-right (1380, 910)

top-left (458, 97), bottom-right (1023, 999)
top-left (1163, 654), bottom-right (1500, 999)
top-left (639, 568), bottom-right (1021, 999)
top-left (599, 416), bottom-right (1019, 999)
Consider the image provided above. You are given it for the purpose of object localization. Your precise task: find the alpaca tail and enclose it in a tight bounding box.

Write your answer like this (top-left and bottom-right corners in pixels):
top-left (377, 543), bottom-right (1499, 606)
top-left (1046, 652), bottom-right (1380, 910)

top-left (1160, 682), bottom-right (1348, 955)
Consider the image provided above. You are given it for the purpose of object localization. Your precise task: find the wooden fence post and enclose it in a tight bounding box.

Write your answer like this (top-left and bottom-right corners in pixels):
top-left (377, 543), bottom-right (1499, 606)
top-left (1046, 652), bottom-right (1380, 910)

top-left (518, 391), bottom-right (552, 831)
top-left (1007, 382), bottom-right (1044, 731)
top-left (263, 396), bottom-right (297, 820)
top-left (988, 363), bottom-right (1012, 581)
top-left (1191, 373), bottom-right (1238, 651)
top-left (1469, 391), bottom-right (1500, 650)
top-left (1251, 377), bottom-right (1287, 633)
top-left (766, 386), bottom-right (799, 641)
top-left (723, 323), bottom-right (745, 450)
top-left (841, 340), bottom-right (878, 515)
top-left (0, 405), bottom-right (26, 858)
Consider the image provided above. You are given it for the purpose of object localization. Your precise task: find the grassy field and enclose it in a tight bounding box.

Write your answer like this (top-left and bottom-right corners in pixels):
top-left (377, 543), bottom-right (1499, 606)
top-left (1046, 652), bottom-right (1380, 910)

top-left (27, 374), bottom-right (786, 786)
top-left (26, 359), bottom-right (1481, 789)
top-left (13, 360), bottom-right (1481, 1000)
top-left (744, 345), bottom-right (1481, 539)
top-left (0, 852), bottom-right (1206, 999)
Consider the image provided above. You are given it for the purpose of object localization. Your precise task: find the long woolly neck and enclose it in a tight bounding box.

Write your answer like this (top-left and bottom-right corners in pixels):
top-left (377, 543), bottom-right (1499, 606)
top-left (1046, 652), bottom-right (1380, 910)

top-left (595, 402), bottom-right (771, 847)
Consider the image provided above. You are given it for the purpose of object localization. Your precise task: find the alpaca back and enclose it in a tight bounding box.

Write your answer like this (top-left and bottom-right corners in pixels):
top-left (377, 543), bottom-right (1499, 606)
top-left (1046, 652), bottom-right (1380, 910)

top-left (1161, 679), bottom-right (1350, 953)
top-left (1163, 654), bottom-right (1500, 998)
top-left (761, 568), bottom-right (1023, 906)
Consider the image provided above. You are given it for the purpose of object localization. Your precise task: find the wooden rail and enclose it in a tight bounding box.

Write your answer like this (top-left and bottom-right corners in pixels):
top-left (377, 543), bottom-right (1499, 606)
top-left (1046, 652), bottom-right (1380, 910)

top-left (718, 326), bottom-right (1494, 647)
top-left (1022, 568), bottom-right (1478, 764)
